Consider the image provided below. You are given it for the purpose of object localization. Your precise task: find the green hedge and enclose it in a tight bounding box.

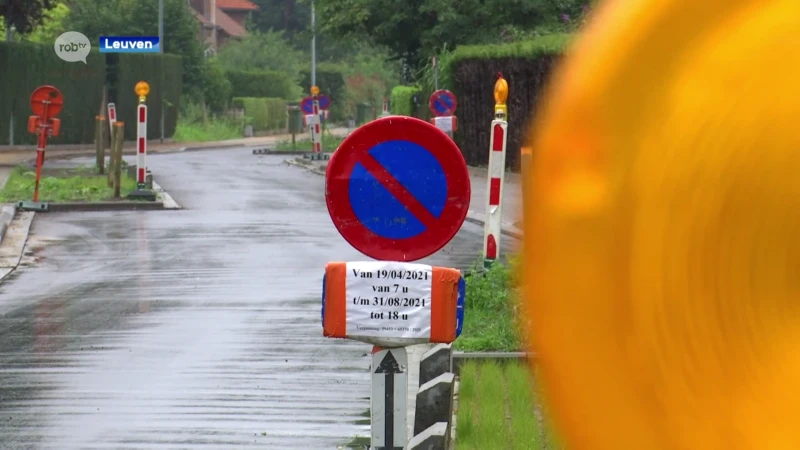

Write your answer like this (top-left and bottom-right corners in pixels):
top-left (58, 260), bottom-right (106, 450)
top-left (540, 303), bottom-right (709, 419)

top-left (441, 34), bottom-right (572, 169)
top-left (226, 70), bottom-right (301, 101)
top-left (390, 86), bottom-right (422, 117)
top-left (0, 41), bottom-right (184, 145)
top-left (0, 41), bottom-right (106, 145)
top-left (232, 97), bottom-right (286, 131)
top-left (300, 68), bottom-right (346, 121)
top-left (113, 53), bottom-right (183, 141)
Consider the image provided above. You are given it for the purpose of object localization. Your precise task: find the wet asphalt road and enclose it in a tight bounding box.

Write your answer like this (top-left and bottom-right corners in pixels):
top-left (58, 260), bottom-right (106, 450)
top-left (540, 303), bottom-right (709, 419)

top-left (0, 149), bottom-right (517, 449)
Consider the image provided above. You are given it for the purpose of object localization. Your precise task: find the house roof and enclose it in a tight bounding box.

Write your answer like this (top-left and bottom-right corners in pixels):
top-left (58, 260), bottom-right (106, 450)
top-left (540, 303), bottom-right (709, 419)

top-left (214, 7), bottom-right (246, 37)
top-left (217, 0), bottom-right (258, 11)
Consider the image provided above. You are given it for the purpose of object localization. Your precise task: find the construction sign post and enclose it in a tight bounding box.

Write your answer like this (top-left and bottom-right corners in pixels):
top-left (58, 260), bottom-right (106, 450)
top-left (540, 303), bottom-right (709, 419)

top-left (128, 81), bottom-right (156, 201)
top-left (322, 116), bottom-right (470, 448)
top-left (18, 85), bottom-right (64, 212)
top-left (483, 74), bottom-right (509, 268)
top-left (302, 86), bottom-right (330, 161)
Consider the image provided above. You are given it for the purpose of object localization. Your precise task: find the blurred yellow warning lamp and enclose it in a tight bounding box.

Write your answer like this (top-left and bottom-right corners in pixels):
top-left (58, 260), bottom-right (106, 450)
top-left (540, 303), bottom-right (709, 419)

top-left (310, 85), bottom-right (320, 96)
top-left (494, 74), bottom-right (508, 118)
top-left (520, 0), bottom-right (800, 449)
top-left (135, 81), bottom-right (149, 102)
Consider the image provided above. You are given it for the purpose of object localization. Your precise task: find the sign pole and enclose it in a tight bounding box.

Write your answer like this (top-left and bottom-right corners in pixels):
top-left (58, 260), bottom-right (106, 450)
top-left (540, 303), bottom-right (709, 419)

top-left (483, 74), bottom-right (509, 268)
top-left (19, 85), bottom-right (64, 212)
top-left (128, 81), bottom-right (157, 201)
top-left (372, 347), bottom-right (407, 450)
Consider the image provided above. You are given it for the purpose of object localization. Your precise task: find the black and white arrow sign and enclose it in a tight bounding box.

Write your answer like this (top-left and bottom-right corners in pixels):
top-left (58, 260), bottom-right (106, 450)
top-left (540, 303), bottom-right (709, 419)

top-left (372, 348), bottom-right (407, 450)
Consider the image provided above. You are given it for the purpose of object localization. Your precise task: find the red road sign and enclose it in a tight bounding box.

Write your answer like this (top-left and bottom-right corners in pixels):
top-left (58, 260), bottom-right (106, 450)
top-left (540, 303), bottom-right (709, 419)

top-left (429, 89), bottom-right (457, 117)
top-left (318, 94), bottom-right (331, 110)
top-left (30, 85), bottom-right (64, 120)
top-left (325, 116), bottom-right (470, 261)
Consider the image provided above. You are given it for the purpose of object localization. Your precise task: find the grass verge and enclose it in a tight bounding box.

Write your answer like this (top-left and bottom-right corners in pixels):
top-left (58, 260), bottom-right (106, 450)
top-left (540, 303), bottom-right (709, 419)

top-left (456, 360), bottom-right (564, 450)
top-left (455, 259), bottom-right (522, 352)
top-left (173, 117), bottom-right (242, 143)
top-left (0, 165), bottom-right (137, 202)
top-left (273, 132), bottom-right (344, 152)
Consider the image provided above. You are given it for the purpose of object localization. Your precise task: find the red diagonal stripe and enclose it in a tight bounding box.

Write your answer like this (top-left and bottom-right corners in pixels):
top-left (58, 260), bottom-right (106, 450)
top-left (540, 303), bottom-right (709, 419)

top-left (358, 154), bottom-right (438, 229)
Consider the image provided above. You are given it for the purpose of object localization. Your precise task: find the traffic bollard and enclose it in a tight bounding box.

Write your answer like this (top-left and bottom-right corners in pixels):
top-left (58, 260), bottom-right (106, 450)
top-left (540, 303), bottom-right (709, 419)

top-left (128, 81), bottom-right (156, 201)
top-left (113, 121), bottom-right (124, 198)
top-left (96, 115), bottom-right (106, 174)
top-left (483, 74), bottom-right (509, 268)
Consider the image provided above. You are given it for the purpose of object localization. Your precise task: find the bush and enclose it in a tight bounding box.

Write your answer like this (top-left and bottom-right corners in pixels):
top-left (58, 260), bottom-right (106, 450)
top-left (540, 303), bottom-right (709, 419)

top-left (202, 58), bottom-right (233, 113)
top-left (232, 97), bottom-right (287, 131)
top-left (226, 69), bottom-right (302, 101)
top-left (0, 41), bottom-right (106, 145)
top-left (390, 86), bottom-right (422, 117)
top-left (440, 34), bottom-right (572, 169)
top-left (114, 52), bottom-right (184, 141)
top-left (300, 67), bottom-right (347, 121)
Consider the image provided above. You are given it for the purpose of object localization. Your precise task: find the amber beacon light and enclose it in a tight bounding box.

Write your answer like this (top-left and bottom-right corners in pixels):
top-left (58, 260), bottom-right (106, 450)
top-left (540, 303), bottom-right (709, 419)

top-left (520, 0), bottom-right (800, 449)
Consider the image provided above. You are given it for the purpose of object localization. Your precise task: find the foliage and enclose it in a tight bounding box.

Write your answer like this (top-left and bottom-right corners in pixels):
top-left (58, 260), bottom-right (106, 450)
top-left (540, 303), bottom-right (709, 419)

top-left (65, 0), bottom-right (205, 98)
top-left (457, 361), bottom-right (565, 449)
top-left (455, 259), bottom-right (522, 352)
top-left (217, 30), bottom-right (306, 78)
top-left (202, 58), bottom-right (233, 113)
top-left (231, 97), bottom-right (286, 131)
top-left (0, 41), bottom-right (105, 145)
top-left (0, 0), bottom-right (58, 36)
top-left (0, 165), bottom-right (136, 202)
top-left (115, 52), bottom-right (183, 141)
top-left (172, 100), bottom-right (243, 143)
top-left (0, 2), bottom-right (69, 43)
top-left (308, 0), bottom-right (589, 73)
top-left (225, 69), bottom-right (303, 101)
top-left (299, 66), bottom-right (346, 120)
top-left (248, 0), bottom-right (308, 41)
top-left (389, 85), bottom-right (420, 117)
top-left (441, 34), bottom-right (570, 169)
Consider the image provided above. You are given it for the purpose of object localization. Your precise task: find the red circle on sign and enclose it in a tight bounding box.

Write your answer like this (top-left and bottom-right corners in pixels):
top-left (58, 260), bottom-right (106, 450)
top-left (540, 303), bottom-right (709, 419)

top-left (30, 86), bottom-right (64, 120)
top-left (326, 116), bottom-right (471, 261)
top-left (429, 89), bottom-right (457, 117)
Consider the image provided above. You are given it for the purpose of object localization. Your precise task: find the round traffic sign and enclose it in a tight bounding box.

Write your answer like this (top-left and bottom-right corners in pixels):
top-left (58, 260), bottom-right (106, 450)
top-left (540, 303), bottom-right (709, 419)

top-left (301, 96), bottom-right (314, 114)
top-left (30, 85), bottom-right (64, 120)
top-left (318, 94), bottom-right (331, 110)
top-left (326, 116), bottom-right (470, 261)
top-left (429, 89), bottom-right (457, 117)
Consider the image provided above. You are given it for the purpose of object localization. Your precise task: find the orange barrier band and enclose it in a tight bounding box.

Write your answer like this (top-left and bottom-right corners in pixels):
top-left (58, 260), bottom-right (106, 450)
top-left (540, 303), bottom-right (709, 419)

top-left (323, 262), bottom-right (347, 338)
top-left (430, 266), bottom-right (460, 343)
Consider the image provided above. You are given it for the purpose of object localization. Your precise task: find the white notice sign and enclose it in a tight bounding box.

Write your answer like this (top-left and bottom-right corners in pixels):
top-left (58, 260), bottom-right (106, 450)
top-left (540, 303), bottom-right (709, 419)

top-left (345, 261), bottom-right (433, 340)
top-left (433, 116), bottom-right (453, 133)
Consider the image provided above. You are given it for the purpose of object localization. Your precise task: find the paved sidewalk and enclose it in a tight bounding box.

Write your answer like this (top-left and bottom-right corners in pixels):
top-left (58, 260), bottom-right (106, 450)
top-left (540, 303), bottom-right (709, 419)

top-left (0, 128), bottom-right (351, 167)
top-left (291, 158), bottom-right (524, 238)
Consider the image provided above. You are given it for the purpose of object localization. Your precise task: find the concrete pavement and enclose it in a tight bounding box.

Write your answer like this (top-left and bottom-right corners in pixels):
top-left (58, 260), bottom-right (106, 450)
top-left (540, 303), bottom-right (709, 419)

top-left (0, 148), bottom-right (515, 448)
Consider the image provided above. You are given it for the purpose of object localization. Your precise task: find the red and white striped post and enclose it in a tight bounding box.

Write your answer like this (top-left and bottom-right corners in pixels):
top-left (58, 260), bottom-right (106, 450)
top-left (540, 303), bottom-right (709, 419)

top-left (136, 101), bottom-right (147, 188)
top-left (107, 103), bottom-right (117, 136)
top-left (381, 97), bottom-right (390, 116)
top-left (483, 74), bottom-right (509, 268)
top-left (311, 96), bottom-right (322, 154)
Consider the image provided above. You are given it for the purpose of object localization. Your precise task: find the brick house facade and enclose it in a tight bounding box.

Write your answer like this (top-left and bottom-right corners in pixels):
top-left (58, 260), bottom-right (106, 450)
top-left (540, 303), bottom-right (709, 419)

top-left (188, 0), bottom-right (258, 55)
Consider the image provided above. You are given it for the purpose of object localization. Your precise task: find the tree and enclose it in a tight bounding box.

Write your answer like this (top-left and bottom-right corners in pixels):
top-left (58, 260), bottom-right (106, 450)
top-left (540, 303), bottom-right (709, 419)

top-left (0, 0), bottom-right (57, 39)
top-left (216, 30), bottom-right (306, 77)
top-left (308, 0), bottom-right (590, 74)
top-left (65, 0), bottom-right (206, 98)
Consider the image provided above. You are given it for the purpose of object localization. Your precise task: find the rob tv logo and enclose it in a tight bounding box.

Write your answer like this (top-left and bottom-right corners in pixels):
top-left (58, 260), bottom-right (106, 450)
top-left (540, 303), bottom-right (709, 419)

top-left (99, 36), bottom-right (160, 53)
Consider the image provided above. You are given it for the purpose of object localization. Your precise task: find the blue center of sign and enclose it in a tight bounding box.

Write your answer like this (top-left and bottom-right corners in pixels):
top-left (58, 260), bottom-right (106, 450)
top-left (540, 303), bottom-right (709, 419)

top-left (349, 140), bottom-right (447, 239)
top-left (434, 95), bottom-right (454, 113)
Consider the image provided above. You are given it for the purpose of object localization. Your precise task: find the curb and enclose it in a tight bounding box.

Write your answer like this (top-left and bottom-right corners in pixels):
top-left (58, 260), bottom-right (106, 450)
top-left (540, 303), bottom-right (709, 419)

top-left (284, 157), bottom-right (524, 240)
top-left (152, 180), bottom-right (181, 209)
top-left (44, 201), bottom-right (165, 212)
top-left (285, 157), bottom-right (326, 176)
top-left (451, 351), bottom-right (534, 374)
top-left (0, 204), bottom-right (16, 246)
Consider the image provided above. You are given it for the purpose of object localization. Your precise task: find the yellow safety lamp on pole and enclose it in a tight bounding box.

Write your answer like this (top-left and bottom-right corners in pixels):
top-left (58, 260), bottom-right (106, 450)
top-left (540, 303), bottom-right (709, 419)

top-left (135, 81), bottom-right (150, 104)
top-left (494, 74), bottom-right (508, 120)
top-left (310, 85), bottom-right (320, 96)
